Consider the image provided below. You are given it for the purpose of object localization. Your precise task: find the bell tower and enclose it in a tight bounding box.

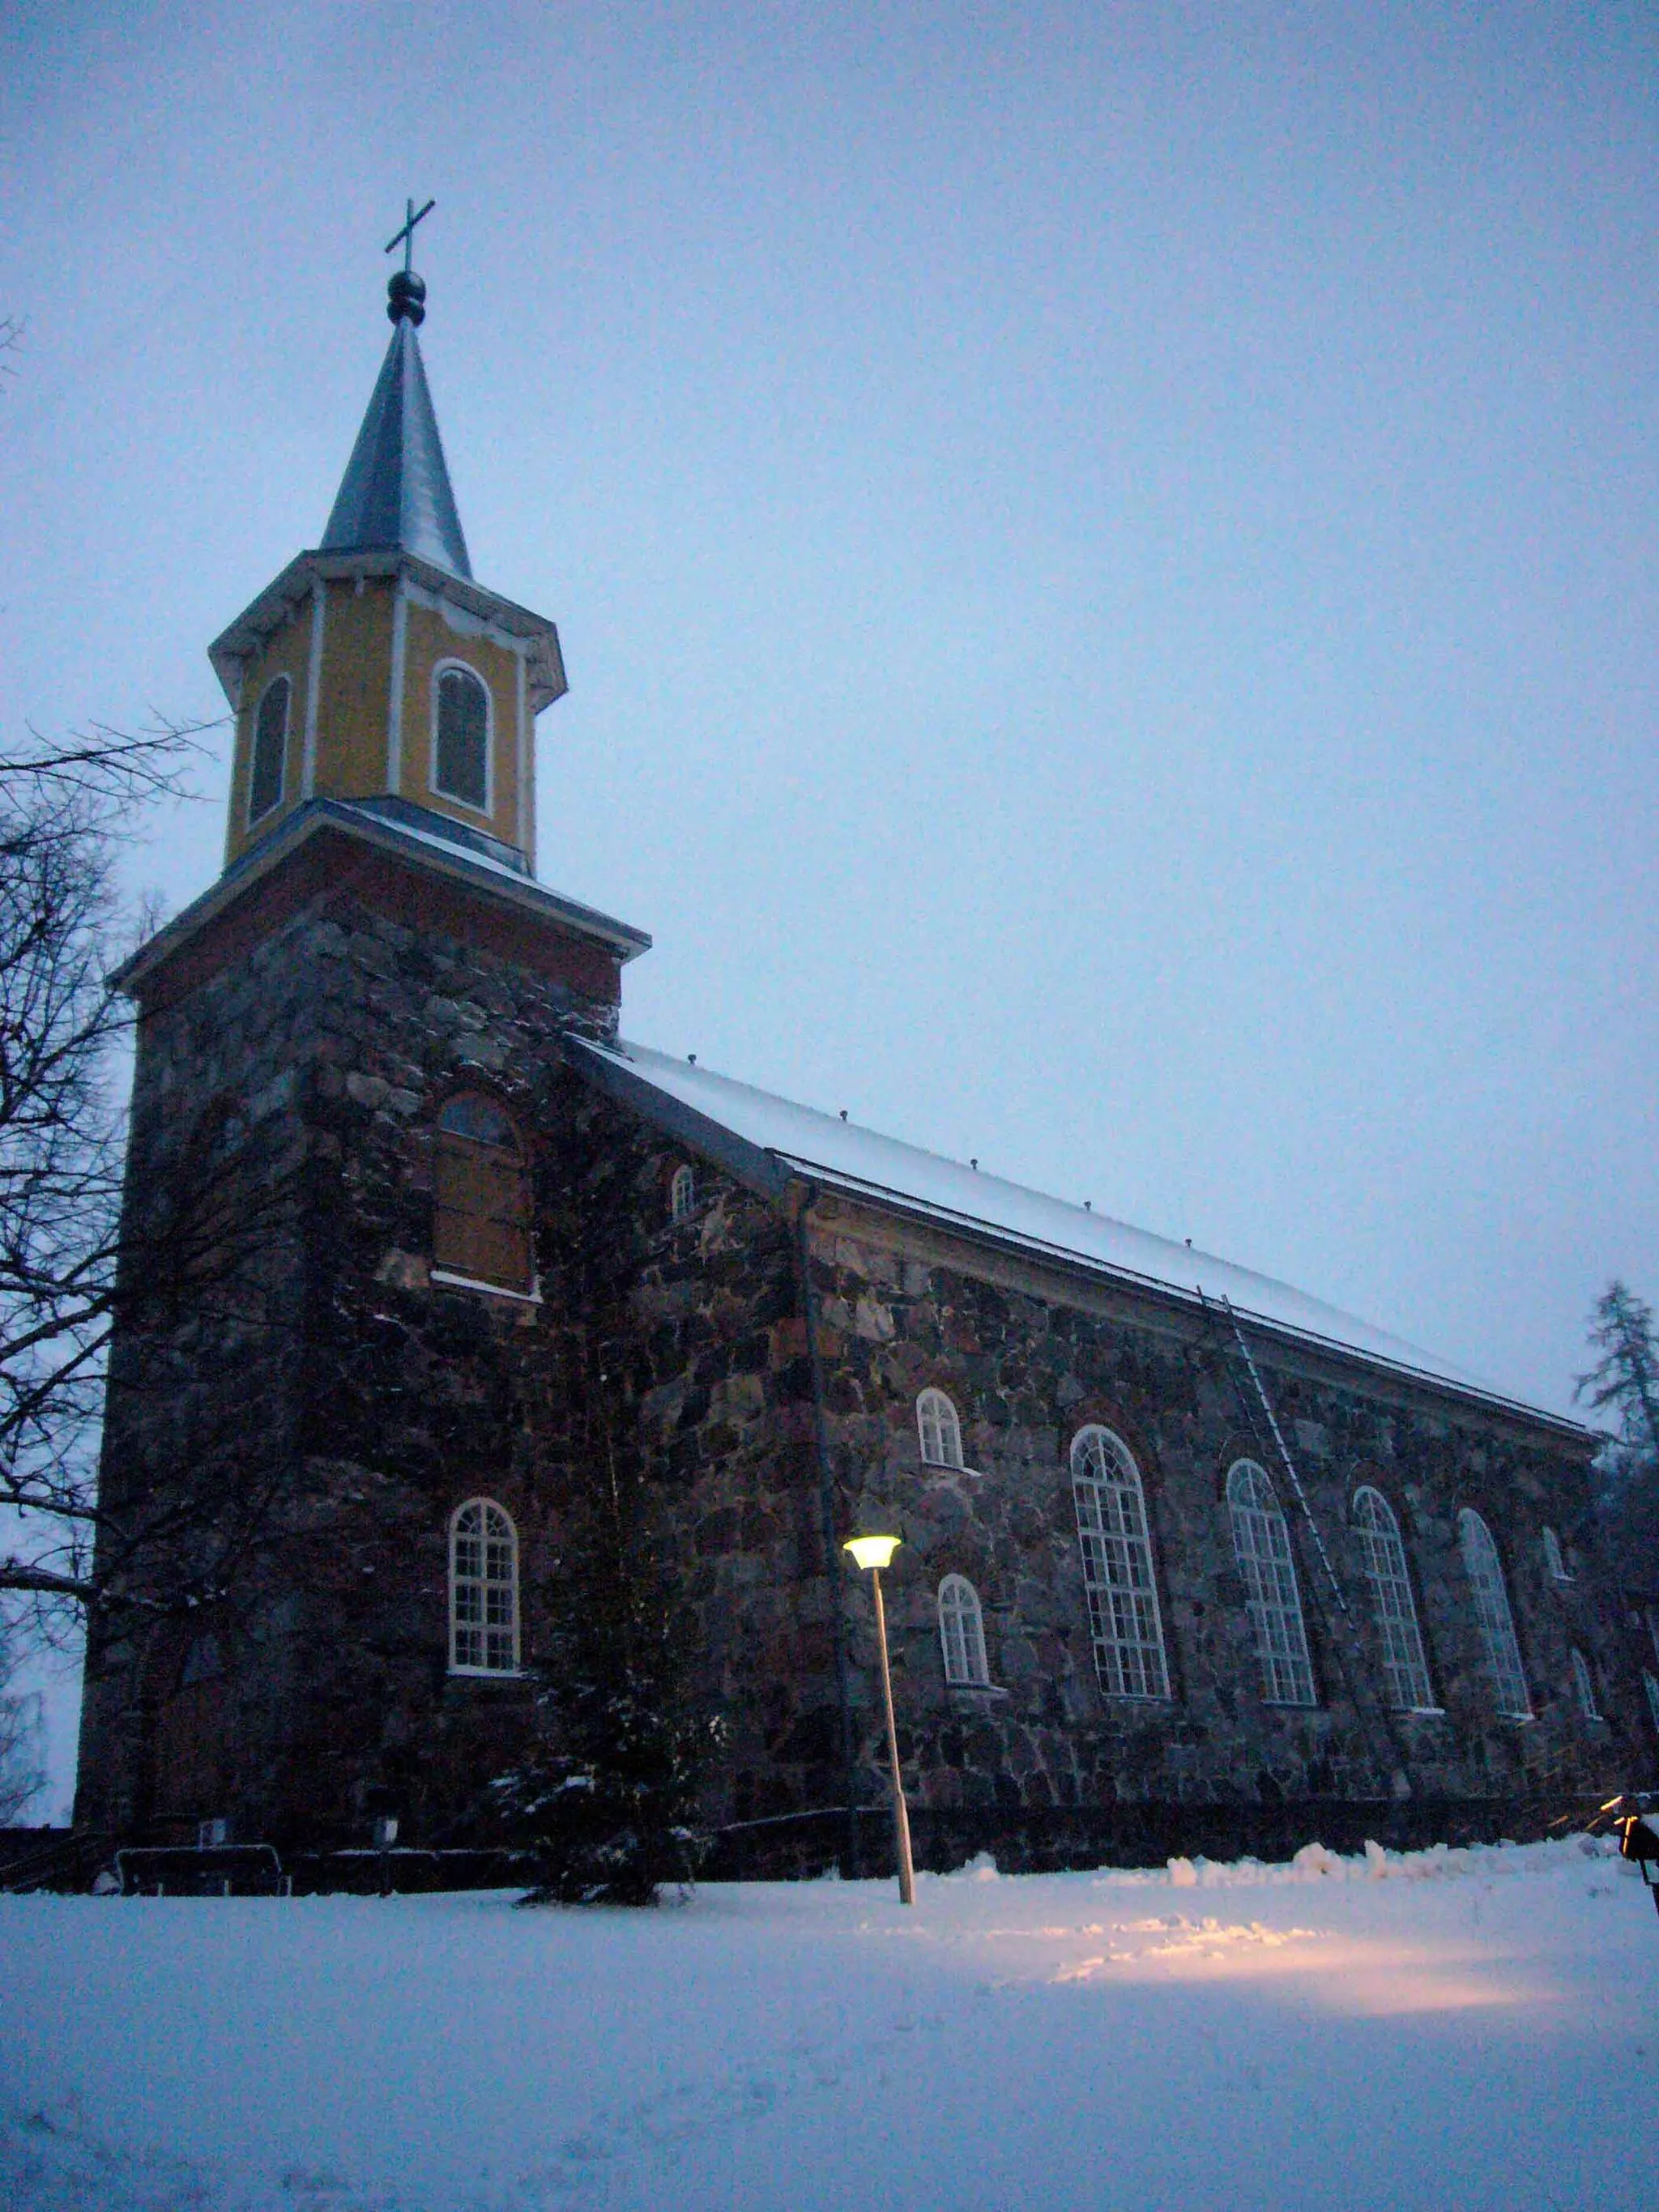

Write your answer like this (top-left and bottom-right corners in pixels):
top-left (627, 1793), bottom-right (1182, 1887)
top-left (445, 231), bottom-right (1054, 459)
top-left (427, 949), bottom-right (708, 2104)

top-left (212, 215), bottom-right (564, 880)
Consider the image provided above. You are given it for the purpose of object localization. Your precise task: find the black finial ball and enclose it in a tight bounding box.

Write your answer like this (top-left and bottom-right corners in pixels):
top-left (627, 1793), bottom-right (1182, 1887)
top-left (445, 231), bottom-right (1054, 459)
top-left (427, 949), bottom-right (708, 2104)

top-left (387, 269), bottom-right (427, 326)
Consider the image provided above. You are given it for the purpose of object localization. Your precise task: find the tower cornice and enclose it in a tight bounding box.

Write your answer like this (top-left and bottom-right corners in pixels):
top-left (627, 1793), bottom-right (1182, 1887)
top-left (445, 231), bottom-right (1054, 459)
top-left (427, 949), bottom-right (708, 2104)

top-left (207, 548), bottom-right (568, 717)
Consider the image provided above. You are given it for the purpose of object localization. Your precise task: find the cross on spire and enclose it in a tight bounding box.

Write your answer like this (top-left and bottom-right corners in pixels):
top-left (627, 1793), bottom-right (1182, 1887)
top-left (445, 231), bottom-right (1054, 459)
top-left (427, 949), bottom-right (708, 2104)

top-left (385, 196), bottom-right (435, 274)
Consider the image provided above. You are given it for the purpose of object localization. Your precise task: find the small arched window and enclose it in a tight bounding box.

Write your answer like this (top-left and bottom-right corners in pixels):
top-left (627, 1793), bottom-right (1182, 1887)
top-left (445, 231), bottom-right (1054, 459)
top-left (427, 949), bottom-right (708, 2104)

top-left (1227, 1460), bottom-right (1316, 1707)
top-left (1458, 1509), bottom-right (1531, 1719)
top-left (449, 1498), bottom-right (519, 1674)
top-left (937, 1575), bottom-right (990, 1686)
top-left (1353, 1487), bottom-right (1434, 1711)
top-left (1542, 1526), bottom-right (1572, 1583)
top-left (917, 1388), bottom-right (964, 1471)
top-left (1571, 1648), bottom-right (1601, 1722)
top-left (670, 1164), bottom-right (697, 1222)
top-left (1069, 1426), bottom-right (1170, 1700)
top-left (248, 674), bottom-right (291, 825)
top-left (433, 1091), bottom-right (533, 1294)
top-left (433, 663), bottom-right (490, 813)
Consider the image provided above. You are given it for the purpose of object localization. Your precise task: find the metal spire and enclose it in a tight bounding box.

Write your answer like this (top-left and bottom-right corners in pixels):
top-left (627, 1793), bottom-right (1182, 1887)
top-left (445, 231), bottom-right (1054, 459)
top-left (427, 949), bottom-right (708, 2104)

top-left (319, 200), bottom-right (472, 578)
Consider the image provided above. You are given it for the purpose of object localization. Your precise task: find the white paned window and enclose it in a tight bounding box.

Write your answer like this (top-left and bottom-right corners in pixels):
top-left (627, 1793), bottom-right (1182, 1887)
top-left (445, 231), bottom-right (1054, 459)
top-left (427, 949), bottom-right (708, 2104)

top-left (433, 663), bottom-right (490, 812)
top-left (1069, 1426), bottom-right (1170, 1700)
top-left (1227, 1460), bottom-right (1316, 1707)
top-left (1542, 1526), bottom-right (1572, 1583)
top-left (1644, 1671), bottom-right (1659, 1736)
top-left (1458, 1509), bottom-right (1531, 1719)
top-left (938, 1575), bottom-right (990, 1686)
top-left (1353, 1486), bottom-right (1435, 1711)
top-left (670, 1164), bottom-right (697, 1221)
top-left (248, 674), bottom-right (290, 825)
top-left (1571, 1648), bottom-right (1601, 1722)
top-left (449, 1498), bottom-right (519, 1674)
top-left (917, 1388), bottom-right (964, 1470)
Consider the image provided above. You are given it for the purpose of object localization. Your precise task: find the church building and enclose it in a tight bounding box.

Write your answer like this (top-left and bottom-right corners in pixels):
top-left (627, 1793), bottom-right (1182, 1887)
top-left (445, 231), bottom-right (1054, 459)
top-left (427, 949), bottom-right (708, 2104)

top-left (74, 246), bottom-right (1655, 1874)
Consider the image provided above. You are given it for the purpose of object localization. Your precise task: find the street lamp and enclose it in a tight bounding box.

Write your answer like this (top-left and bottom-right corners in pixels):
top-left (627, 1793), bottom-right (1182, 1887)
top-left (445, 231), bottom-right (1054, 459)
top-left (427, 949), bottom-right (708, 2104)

top-left (842, 1532), bottom-right (916, 1906)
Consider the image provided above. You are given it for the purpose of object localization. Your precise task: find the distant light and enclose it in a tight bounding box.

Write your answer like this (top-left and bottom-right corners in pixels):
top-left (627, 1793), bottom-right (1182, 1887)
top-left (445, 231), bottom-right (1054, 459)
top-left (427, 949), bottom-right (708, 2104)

top-left (844, 1533), bottom-right (902, 1571)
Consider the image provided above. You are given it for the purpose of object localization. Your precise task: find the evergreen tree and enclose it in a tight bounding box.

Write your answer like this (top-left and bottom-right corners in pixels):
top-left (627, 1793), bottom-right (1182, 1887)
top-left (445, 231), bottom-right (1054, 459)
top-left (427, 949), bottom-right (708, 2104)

top-left (495, 1473), bottom-right (723, 1907)
top-left (1576, 1281), bottom-right (1659, 1570)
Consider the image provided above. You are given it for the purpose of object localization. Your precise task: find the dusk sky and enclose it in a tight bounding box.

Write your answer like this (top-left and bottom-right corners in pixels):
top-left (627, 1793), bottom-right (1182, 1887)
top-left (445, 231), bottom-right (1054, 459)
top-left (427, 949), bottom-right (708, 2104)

top-left (4, 4), bottom-right (1655, 1450)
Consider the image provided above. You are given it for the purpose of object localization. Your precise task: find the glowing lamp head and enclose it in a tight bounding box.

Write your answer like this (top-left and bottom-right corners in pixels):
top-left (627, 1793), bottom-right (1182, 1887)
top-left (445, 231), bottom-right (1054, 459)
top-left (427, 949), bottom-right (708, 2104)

top-left (843, 1533), bottom-right (902, 1571)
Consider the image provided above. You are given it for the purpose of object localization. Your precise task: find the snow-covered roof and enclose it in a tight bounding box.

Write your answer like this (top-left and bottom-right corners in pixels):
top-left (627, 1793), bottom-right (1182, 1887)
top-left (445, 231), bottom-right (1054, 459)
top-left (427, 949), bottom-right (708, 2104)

top-left (575, 1037), bottom-right (1559, 1418)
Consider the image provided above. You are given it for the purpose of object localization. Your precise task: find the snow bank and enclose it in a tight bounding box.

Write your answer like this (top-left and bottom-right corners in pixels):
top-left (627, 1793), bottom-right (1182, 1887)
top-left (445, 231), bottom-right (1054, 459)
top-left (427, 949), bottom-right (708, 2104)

top-left (2, 1836), bottom-right (1651, 2211)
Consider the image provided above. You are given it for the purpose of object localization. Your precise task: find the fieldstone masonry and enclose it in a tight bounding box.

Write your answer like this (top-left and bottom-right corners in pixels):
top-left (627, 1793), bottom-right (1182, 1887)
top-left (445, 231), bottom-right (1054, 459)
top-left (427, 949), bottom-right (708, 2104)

top-left (77, 841), bottom-right (1656, 1873)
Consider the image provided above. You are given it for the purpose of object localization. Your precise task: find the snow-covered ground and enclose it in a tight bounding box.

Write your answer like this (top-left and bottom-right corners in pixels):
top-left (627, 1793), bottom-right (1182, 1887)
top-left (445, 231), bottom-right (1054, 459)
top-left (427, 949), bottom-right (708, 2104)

top-left (3, 1837), bottom-right (1654, 2211)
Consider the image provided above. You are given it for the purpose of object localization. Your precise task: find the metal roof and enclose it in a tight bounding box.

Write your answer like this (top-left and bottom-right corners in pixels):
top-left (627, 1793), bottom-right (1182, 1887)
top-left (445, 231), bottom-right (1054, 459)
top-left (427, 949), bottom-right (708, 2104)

top-left (320, 318), bottom-right (472, 578)
top-left (571, 1037), bottom-right (1585, 1434)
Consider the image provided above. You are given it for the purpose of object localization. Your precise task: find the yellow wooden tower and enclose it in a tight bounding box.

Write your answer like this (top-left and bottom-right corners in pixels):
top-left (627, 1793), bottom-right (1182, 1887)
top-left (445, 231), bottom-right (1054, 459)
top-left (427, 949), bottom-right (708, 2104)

top-left (209, 212), bottom-right (564, 880)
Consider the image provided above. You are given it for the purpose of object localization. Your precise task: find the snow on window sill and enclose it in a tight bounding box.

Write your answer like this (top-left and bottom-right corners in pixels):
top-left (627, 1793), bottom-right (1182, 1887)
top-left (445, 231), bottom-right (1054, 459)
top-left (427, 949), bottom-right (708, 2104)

top-left (430, 1268), bottom-right (543, 1306)
top-left (946, 1681), bottom-right (1008, 1698)
top-left (447, 1665), bottom-right (529, 1682)
top-left (920, 1459), bottom-right (983, 1479)
top-left (1396, 1706), bottom-right (1448, 1718)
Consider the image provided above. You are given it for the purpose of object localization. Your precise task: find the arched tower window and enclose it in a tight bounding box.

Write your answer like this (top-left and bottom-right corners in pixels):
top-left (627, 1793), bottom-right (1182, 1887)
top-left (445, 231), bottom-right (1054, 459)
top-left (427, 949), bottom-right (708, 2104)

top-left (917, 1388), bottom-right (964, 1471)
top-left (1458, 1509), bottom-right (1531, 1719)
top-left (1570, 1648), bottom-right (1601, 1722)
top-left (1227, 1460), bottom-right (1316, 1707)
top-left (433, 1091), bottom-right (532, 1294)
top-left (1352, 1487), bottom-right (1434, 1711)
top-left (449, 1498), bottom-right (519, 1674)
top-left (1069, 1426), bottom-right (1170, 1700)
top-left (669, 1164), bottom-right (697, 1222)
top-left (1644, 1671), bottom-right (1659, 1737)
top-left (937, 1575), bottom-right (989, 1686)
top-left (1542, 1526), bottom-right (1572, 1583)
top-left (433, 663), bottom-right (490, 813)
top-left (248, 674), bottom-right (291, 826)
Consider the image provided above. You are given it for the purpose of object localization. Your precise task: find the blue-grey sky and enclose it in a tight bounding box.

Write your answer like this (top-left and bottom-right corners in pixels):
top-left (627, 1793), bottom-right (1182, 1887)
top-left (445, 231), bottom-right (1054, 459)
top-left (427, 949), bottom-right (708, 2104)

top-left (4, 4), bottom-right (1655, 1428)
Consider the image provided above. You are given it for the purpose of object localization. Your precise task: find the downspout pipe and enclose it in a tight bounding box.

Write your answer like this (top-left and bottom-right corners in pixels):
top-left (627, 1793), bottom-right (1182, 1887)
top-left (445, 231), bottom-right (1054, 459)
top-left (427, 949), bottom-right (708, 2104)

top-left (792, 1180), bottom-right (859, 1877)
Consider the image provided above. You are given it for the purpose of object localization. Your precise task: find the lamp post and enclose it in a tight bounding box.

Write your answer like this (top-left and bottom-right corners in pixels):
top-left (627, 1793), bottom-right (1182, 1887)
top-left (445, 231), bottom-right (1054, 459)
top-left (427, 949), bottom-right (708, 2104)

top-left (842, 1532), bottom-right (915, 1906)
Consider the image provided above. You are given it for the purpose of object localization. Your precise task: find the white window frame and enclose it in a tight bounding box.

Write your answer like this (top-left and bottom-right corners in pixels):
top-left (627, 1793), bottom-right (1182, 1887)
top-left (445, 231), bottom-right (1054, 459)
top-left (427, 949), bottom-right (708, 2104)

top-left (430, 658), bottom-right (493, 817)
top-left (1227, 1460), bottom-right (1316, 1707)
top-left (1458, 1509), bottom-right (1531, 1719)
top-left (917, 1387), bottom-right (964, 1471)
top-left (1069, 1426), bottom-right (1171, 1701)
top-left (1571, 1647), bottom-right (1601, 1722)
top-left (937, 1575), bottom-right (990, 1686)
top-left (1542, 1525), bottom-right (1572, 1583)
top-left (247, 672), bottom-right (291, 827)
top-left (448, 1498), bottom-right (520, 1676)
top-left (670, 1164), bottom-right (697, 1222)
top-left (1353, 1485), bottom-right (1436, 1711)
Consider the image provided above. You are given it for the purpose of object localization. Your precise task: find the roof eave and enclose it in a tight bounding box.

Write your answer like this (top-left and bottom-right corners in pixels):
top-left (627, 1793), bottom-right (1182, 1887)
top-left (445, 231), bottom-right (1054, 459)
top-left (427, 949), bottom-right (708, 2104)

top-left (207, 550), bottom-right (568, 714)
top-left (115, 799), bottom-right (650, 998)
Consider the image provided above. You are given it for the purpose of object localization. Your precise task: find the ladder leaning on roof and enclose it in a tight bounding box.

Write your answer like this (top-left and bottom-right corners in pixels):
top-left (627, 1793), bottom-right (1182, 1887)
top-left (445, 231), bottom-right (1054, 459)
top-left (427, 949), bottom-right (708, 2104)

top-left (1204, 1289), bottom-right (1348, 1614)
top-left (1197, 1286), bottom-right (1415, 1793)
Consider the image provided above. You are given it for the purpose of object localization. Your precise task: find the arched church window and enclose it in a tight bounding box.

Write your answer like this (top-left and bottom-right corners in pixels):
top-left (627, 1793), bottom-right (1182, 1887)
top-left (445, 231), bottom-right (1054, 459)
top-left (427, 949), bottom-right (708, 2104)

top-left (1458, 1509), bottom-right (1531, 1719)
top-left (1570, 1648), bottom-right (1601, 1722)
top-left (248, 674), bottom-right (291, 826)
top-left (937, 1575), bottom-right (989, 1686)
top-left (670, 1164), bottom-right (697, 1222)
top-left (449, 1498), bottom-right (519, 1674)
top-left (1542, 1525), bottom-right (1572, 1583)
top-left (917, 1388), bottom-right (964, 1470)
top-left (433, 663), bottom-right (491, 813)
top-left (1352, 1487), bottom-right (1434, 1711)
top-left (432, 1091), bottom-right (533, 1294)
top-left (1069, 1425), bottom-right (1170, 1700)
top-left (1227, 1460), bottom-right (1316, 1707)
top-left (1645, 1671), bottom-right (1659, 1737)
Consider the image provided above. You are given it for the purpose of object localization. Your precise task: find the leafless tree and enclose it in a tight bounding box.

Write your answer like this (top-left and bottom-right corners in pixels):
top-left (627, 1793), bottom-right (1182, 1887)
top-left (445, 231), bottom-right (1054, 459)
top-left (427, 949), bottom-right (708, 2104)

top-left (0, 714), bottom-right (245, 1629)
